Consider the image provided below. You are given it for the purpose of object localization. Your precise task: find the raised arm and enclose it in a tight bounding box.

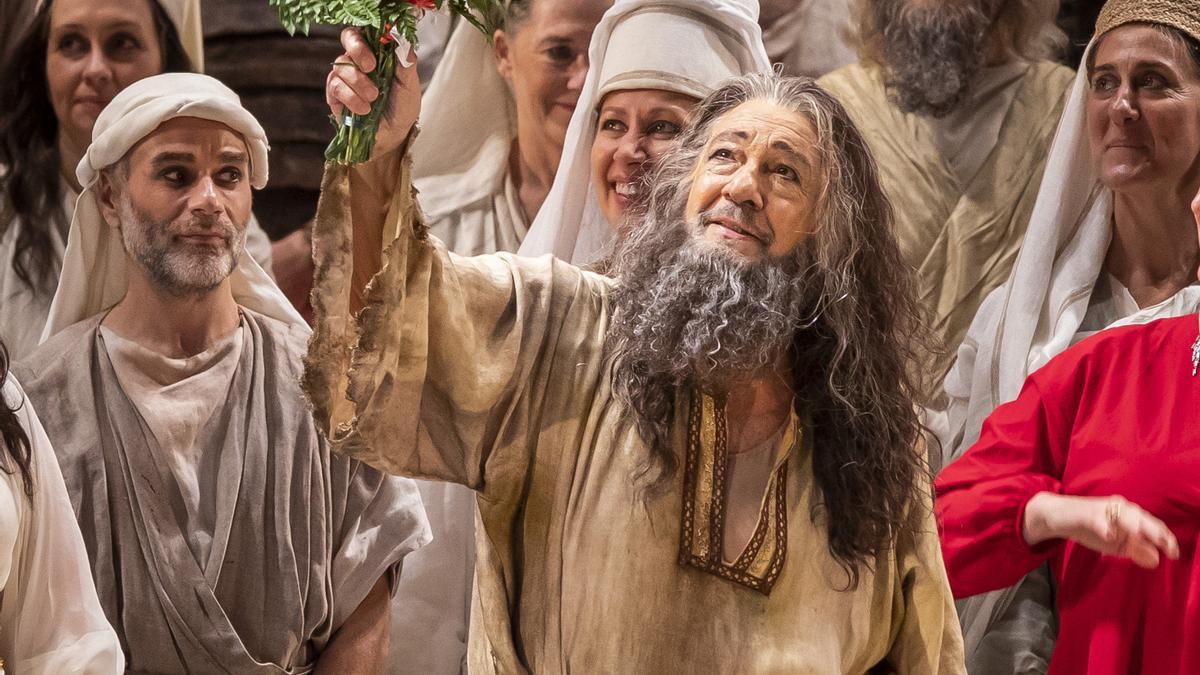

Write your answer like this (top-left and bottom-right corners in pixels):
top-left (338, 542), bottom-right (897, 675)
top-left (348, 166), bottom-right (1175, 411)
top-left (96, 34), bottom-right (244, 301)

top-left (305, 30), bottom-right (602, 489)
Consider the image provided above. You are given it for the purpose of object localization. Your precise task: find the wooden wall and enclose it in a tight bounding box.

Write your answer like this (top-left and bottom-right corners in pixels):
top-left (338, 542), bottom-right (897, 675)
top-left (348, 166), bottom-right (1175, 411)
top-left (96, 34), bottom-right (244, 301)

top-left (203, 0), bottom-right (341, 240)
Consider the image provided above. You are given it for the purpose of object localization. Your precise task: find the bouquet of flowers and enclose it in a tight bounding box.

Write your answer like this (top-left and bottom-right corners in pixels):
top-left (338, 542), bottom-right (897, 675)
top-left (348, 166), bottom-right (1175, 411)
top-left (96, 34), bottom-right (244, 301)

top-left (270, 0), bottom-right (503, 163)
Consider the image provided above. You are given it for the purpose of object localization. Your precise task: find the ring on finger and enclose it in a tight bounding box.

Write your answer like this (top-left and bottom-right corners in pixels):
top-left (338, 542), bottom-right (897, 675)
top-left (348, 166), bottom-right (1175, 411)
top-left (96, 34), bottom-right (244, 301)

top-left (1106, 500), bottom-right (1123, 526)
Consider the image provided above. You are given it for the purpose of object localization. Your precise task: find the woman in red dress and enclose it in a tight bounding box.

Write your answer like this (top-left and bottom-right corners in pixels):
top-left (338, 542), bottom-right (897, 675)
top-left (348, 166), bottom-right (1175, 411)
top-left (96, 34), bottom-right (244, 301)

top-left (935, 1), bottom-right (1200, 672)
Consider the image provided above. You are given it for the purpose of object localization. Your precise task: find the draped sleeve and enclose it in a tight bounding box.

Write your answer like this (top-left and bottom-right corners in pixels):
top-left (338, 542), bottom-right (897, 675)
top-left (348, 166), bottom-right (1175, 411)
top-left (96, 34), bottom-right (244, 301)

top-left (0, 378), bottom-right (124, 674)
top-left (882, 484), bottom-right (969, 674)
top-left (303, 143), bottom-right (609, 489)
top-left (934, 358), bottom-right (1084, 598)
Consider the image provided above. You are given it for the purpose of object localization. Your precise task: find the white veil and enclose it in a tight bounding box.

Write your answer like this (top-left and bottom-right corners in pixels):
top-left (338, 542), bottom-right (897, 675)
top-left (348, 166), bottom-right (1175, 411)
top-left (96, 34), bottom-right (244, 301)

top-left (517, 0), bottom-right (771, 264)
top-left (410, 20), bottom-right (516, 223)
top-left (936, 0), bottom-right (1200, 649)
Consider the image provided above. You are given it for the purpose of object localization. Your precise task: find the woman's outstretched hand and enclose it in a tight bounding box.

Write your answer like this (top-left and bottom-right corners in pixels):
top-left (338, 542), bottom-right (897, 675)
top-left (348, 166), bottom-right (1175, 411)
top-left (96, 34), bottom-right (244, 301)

top-left (1023, 493), bottom-right (1180, 569)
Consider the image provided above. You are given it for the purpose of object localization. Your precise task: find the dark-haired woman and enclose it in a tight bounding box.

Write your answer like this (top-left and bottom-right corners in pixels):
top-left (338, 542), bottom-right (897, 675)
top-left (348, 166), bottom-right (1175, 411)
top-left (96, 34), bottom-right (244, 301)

top-left (0, 0), bottom-right (274, 360)
top-left (0, 344), bottom-right (122, 672)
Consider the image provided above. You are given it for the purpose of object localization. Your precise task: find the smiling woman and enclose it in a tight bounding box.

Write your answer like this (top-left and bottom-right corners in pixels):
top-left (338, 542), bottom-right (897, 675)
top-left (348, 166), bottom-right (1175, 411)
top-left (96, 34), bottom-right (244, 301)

top-left (518, 0), bottom-right (772, 265)
top-left (590, 88), bottom-right (695, 227)
top-left (1086, 24), bottom-right (1200, 192)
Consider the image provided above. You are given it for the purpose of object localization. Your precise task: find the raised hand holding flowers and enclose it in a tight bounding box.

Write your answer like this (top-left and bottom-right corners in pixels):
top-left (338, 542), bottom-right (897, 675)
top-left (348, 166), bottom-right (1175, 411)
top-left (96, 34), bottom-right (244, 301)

top-left (270, 0), bottom-right (503, 163)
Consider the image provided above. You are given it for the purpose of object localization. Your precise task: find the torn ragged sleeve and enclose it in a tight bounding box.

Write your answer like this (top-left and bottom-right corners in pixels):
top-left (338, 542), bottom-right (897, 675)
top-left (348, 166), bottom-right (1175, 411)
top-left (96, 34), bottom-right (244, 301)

top-left (304, 142), bottom-right (599, 491)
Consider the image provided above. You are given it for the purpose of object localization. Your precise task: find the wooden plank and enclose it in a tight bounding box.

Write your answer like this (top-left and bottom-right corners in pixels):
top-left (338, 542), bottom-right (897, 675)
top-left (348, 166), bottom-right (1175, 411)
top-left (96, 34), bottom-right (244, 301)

top-left (205, 39), bottom-right (340, 91)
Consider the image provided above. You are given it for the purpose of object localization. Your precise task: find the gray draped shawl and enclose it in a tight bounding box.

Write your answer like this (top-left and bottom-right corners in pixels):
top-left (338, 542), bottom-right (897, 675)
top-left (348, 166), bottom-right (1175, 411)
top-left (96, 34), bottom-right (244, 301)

top-left (16, 309), bottom-right (430, 673)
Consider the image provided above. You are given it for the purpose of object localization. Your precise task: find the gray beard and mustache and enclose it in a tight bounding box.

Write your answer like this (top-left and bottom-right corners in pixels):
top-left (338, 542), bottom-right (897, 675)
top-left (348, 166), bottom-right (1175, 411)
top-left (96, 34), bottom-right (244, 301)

top-left (608, 205), bottom-right (810, 393)
top-left (872, 0), bottom-right (1001, 118)
top-left (118, 197), bottom-right (246, 297)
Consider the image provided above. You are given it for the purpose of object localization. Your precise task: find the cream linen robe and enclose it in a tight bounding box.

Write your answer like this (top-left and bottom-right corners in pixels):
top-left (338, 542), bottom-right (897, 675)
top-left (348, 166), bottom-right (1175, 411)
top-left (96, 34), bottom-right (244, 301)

top-left (0, 180), bottom-right (276, 361)
top-left (818, 61), bottom-right (1074, 385)
top-left (304, 151), bottom-right (966, 674)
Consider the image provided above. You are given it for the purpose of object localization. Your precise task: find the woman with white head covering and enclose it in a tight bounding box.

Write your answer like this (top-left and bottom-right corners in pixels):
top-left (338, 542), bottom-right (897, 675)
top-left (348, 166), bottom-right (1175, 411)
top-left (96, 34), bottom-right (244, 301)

top-left (931, 1), bottom-right (1200, 672)
top-left (411, 0), bottom-right (611, 258)
top-left (0, 0), bottom-right (273, 360)
top-left (519, 0), bottom-right (772, 264)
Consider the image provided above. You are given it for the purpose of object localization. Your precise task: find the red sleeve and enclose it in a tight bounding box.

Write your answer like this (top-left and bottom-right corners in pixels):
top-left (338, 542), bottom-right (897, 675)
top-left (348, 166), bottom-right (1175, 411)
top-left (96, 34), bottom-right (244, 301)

top-left (934, 362), bottom-right (1083, 599)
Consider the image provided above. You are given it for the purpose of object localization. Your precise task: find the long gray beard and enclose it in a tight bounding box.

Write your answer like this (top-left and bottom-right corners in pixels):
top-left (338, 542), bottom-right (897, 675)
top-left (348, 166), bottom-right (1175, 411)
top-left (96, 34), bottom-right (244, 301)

top-left (873, 0), bottom-right (1000, 118)
top-left (608, 222), bottom-right (808, 394)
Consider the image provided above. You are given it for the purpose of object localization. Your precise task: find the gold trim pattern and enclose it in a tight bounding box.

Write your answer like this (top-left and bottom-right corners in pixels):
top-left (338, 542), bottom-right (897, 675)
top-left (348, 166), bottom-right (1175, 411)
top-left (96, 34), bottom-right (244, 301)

top-left (678, 393), bottom-right (792, 595)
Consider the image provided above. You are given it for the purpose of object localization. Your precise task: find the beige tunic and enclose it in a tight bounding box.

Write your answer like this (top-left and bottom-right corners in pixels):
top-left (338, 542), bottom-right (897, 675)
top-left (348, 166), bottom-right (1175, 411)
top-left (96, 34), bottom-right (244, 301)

top-left (304, 154), bottom-right (966, 674)
top-left (762, 0), bottom-right (857, 79)
top-left (819, 61), bottom-right (1075, 384)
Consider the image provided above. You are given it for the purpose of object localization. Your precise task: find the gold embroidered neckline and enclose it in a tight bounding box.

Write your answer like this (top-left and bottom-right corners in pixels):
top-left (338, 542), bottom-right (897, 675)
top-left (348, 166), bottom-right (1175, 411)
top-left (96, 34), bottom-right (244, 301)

top-left (678, 393), bottom-right (795, 595)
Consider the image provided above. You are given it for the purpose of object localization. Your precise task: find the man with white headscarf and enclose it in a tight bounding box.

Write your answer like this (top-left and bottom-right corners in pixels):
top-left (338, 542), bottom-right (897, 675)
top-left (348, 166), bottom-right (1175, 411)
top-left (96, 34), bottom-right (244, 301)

top-left (14, 73), bottom-right (430, 673)
top-left (819, 0), bottom-right (1074, 386)
top-left (0, 0), bottom-right (274, 362)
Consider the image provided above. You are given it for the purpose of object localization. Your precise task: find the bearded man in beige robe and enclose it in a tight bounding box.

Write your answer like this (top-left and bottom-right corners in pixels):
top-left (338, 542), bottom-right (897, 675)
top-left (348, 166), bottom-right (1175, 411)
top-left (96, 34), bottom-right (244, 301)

top-left (819, 0), bottom-right (1074, 384)
top-left (312, 43), bottom-right (966, 671)
top-left (15, 73), bottom-right (431, 673)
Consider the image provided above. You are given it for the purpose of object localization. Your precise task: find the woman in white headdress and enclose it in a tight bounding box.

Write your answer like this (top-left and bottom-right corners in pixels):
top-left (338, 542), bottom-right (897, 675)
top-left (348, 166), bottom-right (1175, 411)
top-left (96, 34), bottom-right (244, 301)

top-left (411, 0), bottom-right (610, 258)
top-left (931, 1), bottom-right (1200, 672)
top-left (0, 0), bottom-right (273, 361)
top-left (518, 0), bottom-right (772, 265)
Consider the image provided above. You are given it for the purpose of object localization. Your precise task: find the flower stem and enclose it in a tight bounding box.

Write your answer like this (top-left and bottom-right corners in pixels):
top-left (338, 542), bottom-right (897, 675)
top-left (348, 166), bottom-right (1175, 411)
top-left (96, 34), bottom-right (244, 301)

top-left (326, 23), bottom-right (399, 164)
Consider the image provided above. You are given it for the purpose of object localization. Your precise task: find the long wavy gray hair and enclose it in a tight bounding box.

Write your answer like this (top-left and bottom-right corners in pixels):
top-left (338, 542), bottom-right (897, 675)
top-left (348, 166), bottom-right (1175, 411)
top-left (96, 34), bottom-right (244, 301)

top-left (606, 73), bottom-right (931, 585)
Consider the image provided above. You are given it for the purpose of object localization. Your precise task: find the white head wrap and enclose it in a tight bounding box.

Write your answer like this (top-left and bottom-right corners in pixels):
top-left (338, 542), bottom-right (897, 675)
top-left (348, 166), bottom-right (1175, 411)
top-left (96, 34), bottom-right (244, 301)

top-left (935, 2), bottom-right (1200, 650)
top-left (40, 73), bottom-right (303, 341)
top-left (518, 0), bottom-right (771, 264)
top-left (410, 20), bottom-right (516, 222)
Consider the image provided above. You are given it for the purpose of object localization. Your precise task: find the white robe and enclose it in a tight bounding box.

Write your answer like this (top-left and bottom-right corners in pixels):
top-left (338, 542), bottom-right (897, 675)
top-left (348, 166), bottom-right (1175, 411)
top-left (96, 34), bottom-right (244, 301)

top-left (0, 378), bottom-right (124, 674)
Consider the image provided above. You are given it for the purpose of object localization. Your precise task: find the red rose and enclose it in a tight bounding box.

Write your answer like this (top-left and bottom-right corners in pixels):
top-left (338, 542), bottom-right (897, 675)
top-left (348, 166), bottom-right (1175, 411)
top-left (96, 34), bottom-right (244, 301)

top-left (408, 0), bottom-right (435, 8)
